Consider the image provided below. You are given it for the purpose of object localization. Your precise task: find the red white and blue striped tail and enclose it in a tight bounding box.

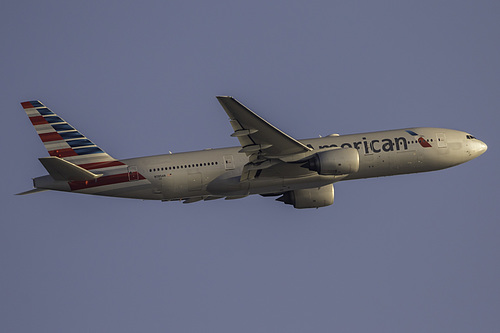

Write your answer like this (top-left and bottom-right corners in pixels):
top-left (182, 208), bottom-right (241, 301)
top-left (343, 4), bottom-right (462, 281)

top-left (21, 100), bottom-right (118, 167)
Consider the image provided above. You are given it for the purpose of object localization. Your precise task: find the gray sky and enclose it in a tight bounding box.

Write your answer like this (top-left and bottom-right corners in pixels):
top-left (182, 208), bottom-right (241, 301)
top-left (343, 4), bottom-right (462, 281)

top-left (1, 0), bottom-right (499, 332)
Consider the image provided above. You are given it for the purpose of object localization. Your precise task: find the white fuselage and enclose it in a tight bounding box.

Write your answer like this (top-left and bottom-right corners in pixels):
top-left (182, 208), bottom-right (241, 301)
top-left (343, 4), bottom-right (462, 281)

top-left (39, 127), bottom-right (484, 201)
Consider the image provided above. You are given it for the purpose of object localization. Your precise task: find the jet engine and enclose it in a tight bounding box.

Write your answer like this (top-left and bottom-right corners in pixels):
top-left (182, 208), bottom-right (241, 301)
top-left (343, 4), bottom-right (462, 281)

top-left (277, 184), bottom-right (334, 209)
top-left (302, 148), bottom-right (359, 175)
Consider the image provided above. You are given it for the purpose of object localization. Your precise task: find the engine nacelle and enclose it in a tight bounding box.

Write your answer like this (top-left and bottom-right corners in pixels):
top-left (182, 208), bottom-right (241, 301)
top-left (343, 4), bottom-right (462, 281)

top-left (277, 184), bottom-right (334, 209)
top-left (302, 148), bottom-right (359, 175)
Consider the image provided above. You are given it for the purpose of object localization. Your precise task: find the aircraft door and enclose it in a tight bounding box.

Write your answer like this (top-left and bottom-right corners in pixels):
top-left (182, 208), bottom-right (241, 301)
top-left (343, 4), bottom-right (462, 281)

top-left (128, 166), bottom-right (139, 180)
top-left (223, 155), bottom-right (235, 170)
top-left (436, 133), bottom-right (447, 148)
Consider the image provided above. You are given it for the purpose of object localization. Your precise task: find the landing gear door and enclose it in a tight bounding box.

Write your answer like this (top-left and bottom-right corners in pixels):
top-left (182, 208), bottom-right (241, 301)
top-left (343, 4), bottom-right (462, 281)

top-left (436, 133), bottom-right (447, 148)
top-left (223, 155), bottom-right (235, 170)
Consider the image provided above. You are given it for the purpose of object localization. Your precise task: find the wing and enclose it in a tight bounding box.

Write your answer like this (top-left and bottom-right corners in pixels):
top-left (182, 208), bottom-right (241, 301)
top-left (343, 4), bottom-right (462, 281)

top-left (216, 96), bottom-right (311, 160)
top-left (216, 96), bottom-right (313, 180)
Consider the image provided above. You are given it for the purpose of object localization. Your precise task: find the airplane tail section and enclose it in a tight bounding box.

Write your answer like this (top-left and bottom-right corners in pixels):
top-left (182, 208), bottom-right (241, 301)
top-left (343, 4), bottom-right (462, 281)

top-left (19, 101), bottom-right (151, 196)
top-left (21, 100), bottom-right (116, 166)
top-left (38, 156), bottom-right (103, 181)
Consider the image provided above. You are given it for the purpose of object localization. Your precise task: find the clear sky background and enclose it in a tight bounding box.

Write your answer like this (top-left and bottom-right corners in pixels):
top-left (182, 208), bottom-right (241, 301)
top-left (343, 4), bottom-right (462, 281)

top-left (1, 1), bottom-right (499, 332)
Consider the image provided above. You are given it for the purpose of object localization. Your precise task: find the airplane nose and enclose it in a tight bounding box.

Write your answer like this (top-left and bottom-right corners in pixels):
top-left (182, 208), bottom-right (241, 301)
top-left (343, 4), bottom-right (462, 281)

top-left (480, 140), bottom-right (487, 153)
top-left (476, 140), bottom-right (488, 156)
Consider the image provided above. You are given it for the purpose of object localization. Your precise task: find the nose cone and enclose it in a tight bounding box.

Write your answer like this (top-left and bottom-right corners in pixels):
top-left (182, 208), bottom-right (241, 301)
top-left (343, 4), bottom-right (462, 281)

top-left (472, 139), bottom-right (488, 158)
top-left (478, 140), bottom-right (488, 155)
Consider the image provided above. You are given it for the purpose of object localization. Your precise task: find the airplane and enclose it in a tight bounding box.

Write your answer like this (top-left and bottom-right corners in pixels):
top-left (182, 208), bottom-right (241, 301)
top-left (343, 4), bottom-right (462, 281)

top-left (17, 97), bottom-right (487, 208)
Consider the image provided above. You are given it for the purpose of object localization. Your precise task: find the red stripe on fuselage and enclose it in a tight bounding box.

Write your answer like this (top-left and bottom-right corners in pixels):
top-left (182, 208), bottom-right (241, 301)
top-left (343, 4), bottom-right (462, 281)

top-left (77, 160), bottom-right (126, 170)
top-left (69, 173), bottom-right (146, 191)
top-left (30, 116), bottom-right (48, 125)
top-left (39, 132), bottom-right (63, 142)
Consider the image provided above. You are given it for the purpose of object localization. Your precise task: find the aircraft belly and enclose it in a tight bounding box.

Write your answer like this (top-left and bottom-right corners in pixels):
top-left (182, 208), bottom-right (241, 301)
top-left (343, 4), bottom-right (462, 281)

top-left (85, 182), bottom-right (161, 200)
top-left (248, 174), bottom-right (337, 195)
top-left (161, 170), bottom-right (221, 200)
top-left (206, 171), bottom-right (250, 196)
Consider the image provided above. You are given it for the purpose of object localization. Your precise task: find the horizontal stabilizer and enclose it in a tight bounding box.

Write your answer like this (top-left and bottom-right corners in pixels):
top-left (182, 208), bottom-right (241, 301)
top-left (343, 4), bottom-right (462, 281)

top-left (39, 156), bottom-right (103, 181)
top-left (16, 188), bottom-right (49, 195)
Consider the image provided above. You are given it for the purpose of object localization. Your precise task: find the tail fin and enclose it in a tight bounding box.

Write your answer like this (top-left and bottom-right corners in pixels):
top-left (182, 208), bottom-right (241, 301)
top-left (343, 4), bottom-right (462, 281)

top-left (21, 100), bottom-right (117, 166)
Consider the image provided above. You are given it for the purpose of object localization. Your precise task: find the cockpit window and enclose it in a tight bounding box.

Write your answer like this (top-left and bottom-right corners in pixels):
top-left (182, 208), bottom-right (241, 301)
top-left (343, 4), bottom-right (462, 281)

top-left (466, 135), bottom-right (476, 140)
